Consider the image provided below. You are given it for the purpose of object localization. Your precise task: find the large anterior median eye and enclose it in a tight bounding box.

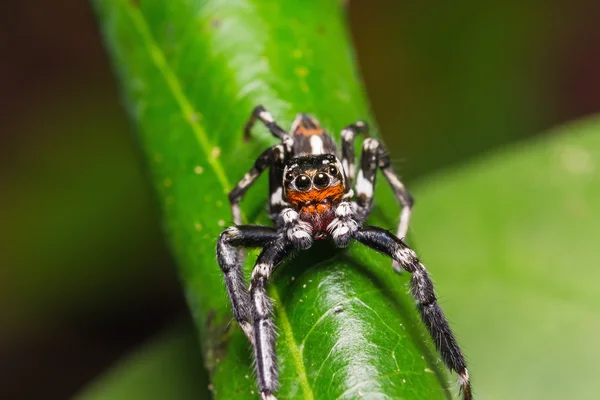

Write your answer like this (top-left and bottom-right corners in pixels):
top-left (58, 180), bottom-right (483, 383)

top-left (295, 174), bottom-right (311, 191)
top-left (313, 173), bottom-right (330, 189)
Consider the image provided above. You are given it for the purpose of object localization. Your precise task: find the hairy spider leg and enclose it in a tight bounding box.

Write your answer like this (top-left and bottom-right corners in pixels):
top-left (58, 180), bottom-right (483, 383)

top-left (241, 105), bottom-right (296, 223)
top-left (228, 144), bottom-right (286, 225)
top-left (244, 105), bottom-right (290, 142)
top-left (340, 120), bottom-right (370, 187)
top-left (221, 110), bottom-right (471, 400)
top-left (249, 239), bottom-right (295, 400)
top-left (217, 226), bottom-right (281, 343)
top-left (377, 149), bottom-right (414, 239)
top-left (353, 226), bottom-right (472, 400)
top-left (354, 137), bottom-right (413, 271)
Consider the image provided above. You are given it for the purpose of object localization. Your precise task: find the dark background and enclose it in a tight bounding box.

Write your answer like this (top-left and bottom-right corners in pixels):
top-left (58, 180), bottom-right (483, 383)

top-left (2, 0), bottom-right (599, 399)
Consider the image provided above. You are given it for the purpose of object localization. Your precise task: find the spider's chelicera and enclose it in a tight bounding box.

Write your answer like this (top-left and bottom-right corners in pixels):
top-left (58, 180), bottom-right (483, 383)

top-left (217, 106), bottom-right (472, 400)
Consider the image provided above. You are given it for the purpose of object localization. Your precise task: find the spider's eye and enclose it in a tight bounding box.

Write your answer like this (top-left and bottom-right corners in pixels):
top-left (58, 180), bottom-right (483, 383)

top-left (313, 173), bottom-right (330, 189)
top-left (328, 165), bottom-right (338, 176)
top-left (285, 171), bottom-right (295, 181)
top-left (295, 174), bottom-right (311, 191)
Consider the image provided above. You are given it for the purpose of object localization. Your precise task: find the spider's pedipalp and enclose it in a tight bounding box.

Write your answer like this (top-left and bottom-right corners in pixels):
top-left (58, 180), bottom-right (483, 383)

top-left (277, 208), bottom-right (313, 249)
top-left (327, 201), bottom-right (359, 247)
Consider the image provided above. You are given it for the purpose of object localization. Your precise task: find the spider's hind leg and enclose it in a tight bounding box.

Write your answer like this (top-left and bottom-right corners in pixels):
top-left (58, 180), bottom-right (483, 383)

top-left (217, 225), bottom-right (280, 343)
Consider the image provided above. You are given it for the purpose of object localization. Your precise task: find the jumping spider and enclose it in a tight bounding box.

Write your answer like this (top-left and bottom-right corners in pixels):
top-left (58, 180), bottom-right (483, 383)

top-left (217, 106), bottom-right (471, 399)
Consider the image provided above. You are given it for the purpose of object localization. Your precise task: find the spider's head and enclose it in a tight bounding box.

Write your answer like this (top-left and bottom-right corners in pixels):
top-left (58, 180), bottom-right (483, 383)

top-left (282, 154), bottom-right (346, 210)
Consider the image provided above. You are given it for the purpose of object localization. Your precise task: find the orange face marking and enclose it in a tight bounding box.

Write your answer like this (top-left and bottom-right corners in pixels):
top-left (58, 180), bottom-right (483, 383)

top-left (294, 126), bottom-right (325, 137)
top-left (286, 183), bottom-right (345, 212)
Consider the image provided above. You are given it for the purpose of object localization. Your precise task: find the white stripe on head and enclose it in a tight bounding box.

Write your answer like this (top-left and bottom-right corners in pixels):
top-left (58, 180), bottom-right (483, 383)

top-left (310, 135), bottom-right (324, 154)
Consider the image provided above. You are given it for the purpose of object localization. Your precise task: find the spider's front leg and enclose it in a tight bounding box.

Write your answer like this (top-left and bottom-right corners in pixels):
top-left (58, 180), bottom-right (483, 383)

top-left (353, 226), bottom-right (472, 400)
top-left (217, 226), bottom-right (280, 343)
top-left (249, 239), bottom-right (294, 400)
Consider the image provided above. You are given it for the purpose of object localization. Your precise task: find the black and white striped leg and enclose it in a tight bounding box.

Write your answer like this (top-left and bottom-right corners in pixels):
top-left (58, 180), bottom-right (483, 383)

top-left (353, 226), bottom-right (472, 400)
top-left (355, 138), bottom-right (381, 219)
top-left (377, 147), bottom-right (414, 240)
top-left (217, 226), bottom-right (281, 344)
top-left (249, 240), bottom-right (294, 400)
top-left (354, 138), bottom-right (413, 270)
top-left (340, 121), bottom-right (369, 186)
top-left (244, 105), bottom-right (291, 143)
top-left (228, 144), bottom-right (286, 225)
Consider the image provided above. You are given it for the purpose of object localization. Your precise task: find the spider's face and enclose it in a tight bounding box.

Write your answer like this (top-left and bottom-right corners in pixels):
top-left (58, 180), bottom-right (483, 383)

top-left (282, 154), bottom-right (346, 208)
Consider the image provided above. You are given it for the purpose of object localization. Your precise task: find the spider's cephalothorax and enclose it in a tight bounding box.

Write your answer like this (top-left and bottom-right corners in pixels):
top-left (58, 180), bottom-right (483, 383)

top-left (283, 153), bottom-right (346, 238)
top-left (217, 106), bottom-right (472, 400)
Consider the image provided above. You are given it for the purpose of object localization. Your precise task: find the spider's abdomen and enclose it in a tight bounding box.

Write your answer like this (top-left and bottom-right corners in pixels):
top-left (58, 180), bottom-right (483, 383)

top-left (291, 113), bottom-right (337, 156)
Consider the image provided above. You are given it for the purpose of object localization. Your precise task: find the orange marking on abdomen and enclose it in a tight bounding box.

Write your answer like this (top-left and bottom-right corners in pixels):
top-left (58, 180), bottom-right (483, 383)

top-left (294, 127), bottom-right (325, 137)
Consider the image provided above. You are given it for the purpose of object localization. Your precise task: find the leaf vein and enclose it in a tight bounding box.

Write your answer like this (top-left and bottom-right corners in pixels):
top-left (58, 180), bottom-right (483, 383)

top-left (125, 3), bottom-right (231, 192)
top-left (271, 287), bottom-right (314, 400)
top-left (300, 291), bottom-right (379, 349)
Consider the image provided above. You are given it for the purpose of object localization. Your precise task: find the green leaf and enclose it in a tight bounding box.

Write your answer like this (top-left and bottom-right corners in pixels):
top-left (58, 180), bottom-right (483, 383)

top-left (411, 116), bottom-right (600, 400)
top-left (75, 321), bottom-right (210, 400)
top-left (92, 0), bottom-right (452, 399)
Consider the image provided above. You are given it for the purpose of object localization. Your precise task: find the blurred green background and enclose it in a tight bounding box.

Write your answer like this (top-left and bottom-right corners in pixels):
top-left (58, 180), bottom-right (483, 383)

top-left (2, 0), bottom-right (599, 399)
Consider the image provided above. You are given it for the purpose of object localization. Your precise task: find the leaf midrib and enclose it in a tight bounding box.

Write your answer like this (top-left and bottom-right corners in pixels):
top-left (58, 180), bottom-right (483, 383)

top-left (126, 2), bottom-right (231, 193)
top-left (124, 2), bottom-right (314, 398)
top-left (271, 287), bottom-right (315, 399)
